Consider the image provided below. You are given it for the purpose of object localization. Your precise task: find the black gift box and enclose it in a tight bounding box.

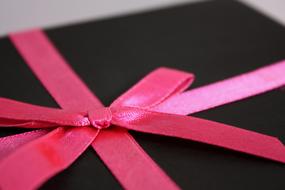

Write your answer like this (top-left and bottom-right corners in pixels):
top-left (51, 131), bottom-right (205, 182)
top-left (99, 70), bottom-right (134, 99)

top-left (1, 1), bottom-right (285, 189)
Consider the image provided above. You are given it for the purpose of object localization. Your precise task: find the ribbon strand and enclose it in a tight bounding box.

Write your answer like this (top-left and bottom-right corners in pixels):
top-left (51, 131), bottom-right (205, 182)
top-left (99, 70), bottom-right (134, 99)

top-left (2, 29), bottom-right (180, 190)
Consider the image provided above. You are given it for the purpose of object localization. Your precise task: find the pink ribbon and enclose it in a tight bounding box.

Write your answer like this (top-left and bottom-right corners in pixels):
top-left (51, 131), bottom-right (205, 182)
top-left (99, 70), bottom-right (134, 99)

top-left (0, 29), bottom-right (285, 190)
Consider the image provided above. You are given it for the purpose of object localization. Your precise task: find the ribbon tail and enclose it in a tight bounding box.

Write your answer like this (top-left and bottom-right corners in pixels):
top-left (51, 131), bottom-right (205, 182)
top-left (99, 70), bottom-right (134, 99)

top-left (0, 119), bottom-right (56, 128)
top-left (113, 107), bottom-right (285, 163)
top-left (0, 98), bottom-right (88, 128)
top-left (0, 127), bottom-right (97, 190)
top-left (0, 130), bottom-right (49, 160)
top-left (92, 128), bottom-right (180, 190)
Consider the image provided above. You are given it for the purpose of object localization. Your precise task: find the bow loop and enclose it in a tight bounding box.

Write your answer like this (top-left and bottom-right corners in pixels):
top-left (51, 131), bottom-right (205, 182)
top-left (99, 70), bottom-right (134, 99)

top-left (111, 67), bottom-right (194, 109)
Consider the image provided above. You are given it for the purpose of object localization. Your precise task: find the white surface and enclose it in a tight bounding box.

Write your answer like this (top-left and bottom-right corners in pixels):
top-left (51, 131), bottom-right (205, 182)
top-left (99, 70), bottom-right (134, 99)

top-left (240, 0), bottom-right (285, 26)
top-left (0, 0), bottom-right (285, 37)
top-left (0, 0), bottom-right (194, 36)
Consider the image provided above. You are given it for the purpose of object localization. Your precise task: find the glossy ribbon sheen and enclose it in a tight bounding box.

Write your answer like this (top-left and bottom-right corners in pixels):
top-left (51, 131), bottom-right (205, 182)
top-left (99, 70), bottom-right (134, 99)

top-left (0, 29), bottom-right (285, 190)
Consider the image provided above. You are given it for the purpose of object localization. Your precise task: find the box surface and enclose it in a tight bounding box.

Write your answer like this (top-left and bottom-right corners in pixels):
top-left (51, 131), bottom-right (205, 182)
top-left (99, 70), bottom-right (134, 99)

top-left (1, 1), bottom-right (285, 189)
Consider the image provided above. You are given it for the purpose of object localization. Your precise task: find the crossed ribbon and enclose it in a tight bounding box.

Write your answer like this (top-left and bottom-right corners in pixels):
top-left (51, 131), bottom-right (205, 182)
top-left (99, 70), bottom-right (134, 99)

top-left (0, 30), bottom-right (285, 190)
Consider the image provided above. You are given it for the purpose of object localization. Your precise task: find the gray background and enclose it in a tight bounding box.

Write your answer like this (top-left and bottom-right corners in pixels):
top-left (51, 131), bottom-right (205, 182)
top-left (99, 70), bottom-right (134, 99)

top-left (0, 0), bottom-right (285, 37)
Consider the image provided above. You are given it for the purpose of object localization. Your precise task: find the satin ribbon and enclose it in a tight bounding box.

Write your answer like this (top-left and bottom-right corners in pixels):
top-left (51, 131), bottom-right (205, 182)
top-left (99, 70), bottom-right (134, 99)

top-left (0, 29), bottom-right (285, 190)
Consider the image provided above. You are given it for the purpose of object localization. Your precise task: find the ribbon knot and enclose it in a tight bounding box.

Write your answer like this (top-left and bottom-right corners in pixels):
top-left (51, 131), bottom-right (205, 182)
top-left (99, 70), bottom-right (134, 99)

top-left (88, 107), bottom-right (112, 129)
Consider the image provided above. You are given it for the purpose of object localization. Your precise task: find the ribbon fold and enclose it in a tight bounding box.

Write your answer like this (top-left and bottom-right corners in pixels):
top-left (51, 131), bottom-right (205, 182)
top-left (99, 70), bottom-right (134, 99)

top-left (0, 29), bottom-right (285, 190)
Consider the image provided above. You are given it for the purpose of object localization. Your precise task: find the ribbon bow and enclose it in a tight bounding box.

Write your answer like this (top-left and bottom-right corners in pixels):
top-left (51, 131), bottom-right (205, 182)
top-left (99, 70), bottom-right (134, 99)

top-left (1, 30), bottom-right (285, 190)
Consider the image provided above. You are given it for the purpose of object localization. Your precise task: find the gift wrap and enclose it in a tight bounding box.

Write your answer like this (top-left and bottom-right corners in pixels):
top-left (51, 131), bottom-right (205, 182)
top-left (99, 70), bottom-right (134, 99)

top-left (0, 1), bottom-right (285, 189)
